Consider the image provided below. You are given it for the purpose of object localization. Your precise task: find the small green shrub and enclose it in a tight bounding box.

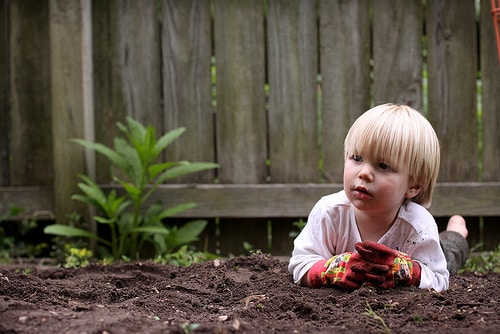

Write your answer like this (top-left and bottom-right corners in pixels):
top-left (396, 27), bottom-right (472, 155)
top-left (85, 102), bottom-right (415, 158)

top-left (460, 243), bottom-right (500, 274)
top-left (64, 245), bottom-right (93, 268)
top-left (44, 117), bottom-right (218, 261)
top-left (1, 205), bottom-right (48, 260)
top-left (154, 245), bottom-right (217, 267)
top-left (0, 204), bottom-right (24, 260)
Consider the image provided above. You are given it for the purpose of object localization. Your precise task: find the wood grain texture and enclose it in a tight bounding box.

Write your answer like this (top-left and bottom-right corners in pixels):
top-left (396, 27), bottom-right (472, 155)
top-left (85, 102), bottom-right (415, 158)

top-left (0, 0), bottom-right (9, 186)
top-left (3, 183), bottom-right (500, 219)
top-left (426, 0), bottom-right (479, 182)
top-left (319, 0), bottom-right (370, 183)
top-left (480, 0), bottom-right (500, 182)
top-left (215, 0), bottom-right (267, 183)
top-left (267, 0), bottom-right (319, 183)
top-left (49, 0), bottom-right (91, 224)
top-left (93, 0), bottom-right (161, 183)
top-left (10, 0), bottom-right (52, 186)
top-left (373, 0), bottom-right (423, 110)
top-left (162, 0), bottom-right (215, 183)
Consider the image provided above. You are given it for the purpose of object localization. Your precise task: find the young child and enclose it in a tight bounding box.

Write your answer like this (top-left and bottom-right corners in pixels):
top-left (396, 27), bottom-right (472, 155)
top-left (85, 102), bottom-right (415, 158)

top-left (288, 103), bottom-right (469, 292)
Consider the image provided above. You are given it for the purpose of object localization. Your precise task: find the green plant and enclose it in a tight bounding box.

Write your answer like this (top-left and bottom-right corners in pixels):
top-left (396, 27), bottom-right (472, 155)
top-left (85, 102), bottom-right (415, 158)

top-left (0, 204), bottom-right (24, 260)
top-left (1, 205), bottom-right (48, 260)
top-left (460, 243), bottom-right (500, 274)
top-left (154, 245), bottom-right (217, 266)
top-left (365, 301), bottom-right (391, 334)
top-left (181, 322), bottom-right (200, 334)
top-left (64, 245), bottom-right (93, 268)
top-left (44, 117), bottom-right (218, 261)
top-left (288, 219), bottom-right (306, 239)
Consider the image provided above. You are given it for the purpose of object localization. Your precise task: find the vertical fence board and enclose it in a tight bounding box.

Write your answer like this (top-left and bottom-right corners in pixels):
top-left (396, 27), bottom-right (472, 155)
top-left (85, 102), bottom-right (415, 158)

top-left (481, 0), bottom-right (500, 182)
top-left (1, 0), bottom-right (498, 255)
top-left (214, 0), bottom-right (266, 183)
top-left (373, 0), bottom-right (423, 110)
top-left (426, 0), bottom-right (478, 182)
top-left (0, 0), bottom-right (9, 186)
top-left (162, 0), bottom-right (214, 183)
top-left (93, 0), bottom-right (161, 183)
top-left (50, 0), bottom-right (91, 224)
top-left (92, 0), bottom-right (114, 183)
top-left (319, 0), bottom-right (370, 183)
top-left (114, 0), bottom-right (161, 126)
top-left (10, 0), bottom-right (52, 186)
top-left (267, 0), bottom-right (318, 183)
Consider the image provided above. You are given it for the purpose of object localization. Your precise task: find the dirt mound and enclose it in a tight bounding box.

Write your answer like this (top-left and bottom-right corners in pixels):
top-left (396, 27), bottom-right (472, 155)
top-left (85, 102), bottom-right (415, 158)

top-left (0, 254), bottom-right (498, 333)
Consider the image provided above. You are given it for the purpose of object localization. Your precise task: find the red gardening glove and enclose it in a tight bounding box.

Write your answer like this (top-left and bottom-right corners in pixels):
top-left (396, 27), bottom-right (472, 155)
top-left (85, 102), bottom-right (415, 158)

top-left (307, 252), bottom-right (390, 290)
top-left (355, 241), bottom-right (421, 288)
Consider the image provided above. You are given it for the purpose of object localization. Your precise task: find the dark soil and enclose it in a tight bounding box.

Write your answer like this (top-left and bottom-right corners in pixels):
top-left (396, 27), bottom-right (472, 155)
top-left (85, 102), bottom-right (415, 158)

top-left (0, 254), bottom-right (498, 334)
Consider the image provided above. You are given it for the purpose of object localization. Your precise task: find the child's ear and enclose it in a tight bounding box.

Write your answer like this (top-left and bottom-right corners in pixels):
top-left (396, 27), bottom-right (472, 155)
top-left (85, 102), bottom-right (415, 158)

top-left (405, 185), bottom-right (421, 199)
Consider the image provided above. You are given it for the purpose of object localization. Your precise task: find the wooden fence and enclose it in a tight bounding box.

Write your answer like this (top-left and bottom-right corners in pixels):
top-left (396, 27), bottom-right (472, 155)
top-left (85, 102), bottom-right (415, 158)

top-left (1, 0), bottom-right (499, 256)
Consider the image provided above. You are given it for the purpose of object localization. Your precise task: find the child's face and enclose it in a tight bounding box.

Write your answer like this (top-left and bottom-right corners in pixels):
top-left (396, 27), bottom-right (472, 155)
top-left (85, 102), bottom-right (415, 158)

top-left (343, 153), bottom-right (420, 220)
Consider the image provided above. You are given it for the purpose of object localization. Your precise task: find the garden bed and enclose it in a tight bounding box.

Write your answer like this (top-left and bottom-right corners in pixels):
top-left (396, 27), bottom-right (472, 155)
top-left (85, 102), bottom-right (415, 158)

top-left (0, 253), bottom-right (498, 333)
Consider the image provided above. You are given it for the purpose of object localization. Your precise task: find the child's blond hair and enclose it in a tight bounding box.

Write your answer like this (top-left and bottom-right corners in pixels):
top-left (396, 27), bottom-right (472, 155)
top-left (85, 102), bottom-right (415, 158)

top-left (344, 103), bottom-right (440, 208)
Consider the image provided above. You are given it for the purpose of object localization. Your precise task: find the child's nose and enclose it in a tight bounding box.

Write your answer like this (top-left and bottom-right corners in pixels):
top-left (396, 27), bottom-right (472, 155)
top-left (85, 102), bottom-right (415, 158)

top-left (358, 164), bottom-right (374, 181)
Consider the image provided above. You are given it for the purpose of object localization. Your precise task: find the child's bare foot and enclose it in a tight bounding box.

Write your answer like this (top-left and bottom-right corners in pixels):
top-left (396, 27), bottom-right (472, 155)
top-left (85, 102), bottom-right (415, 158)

top-left (446, 215), bottom-right (468, 239)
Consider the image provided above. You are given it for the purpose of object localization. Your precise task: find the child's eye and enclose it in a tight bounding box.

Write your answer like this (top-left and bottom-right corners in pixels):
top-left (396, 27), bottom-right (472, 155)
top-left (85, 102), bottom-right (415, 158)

top-left (351, 155), bottom-right (363, 162)
top-left (378, 162), bottom-right (391, 170)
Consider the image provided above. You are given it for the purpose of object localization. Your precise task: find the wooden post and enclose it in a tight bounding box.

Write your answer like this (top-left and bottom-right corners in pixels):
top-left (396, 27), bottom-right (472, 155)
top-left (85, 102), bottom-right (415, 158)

top-left (50, 0), bottom-right (95, 232)
top-left (0, 0), bottom-right (9, 186)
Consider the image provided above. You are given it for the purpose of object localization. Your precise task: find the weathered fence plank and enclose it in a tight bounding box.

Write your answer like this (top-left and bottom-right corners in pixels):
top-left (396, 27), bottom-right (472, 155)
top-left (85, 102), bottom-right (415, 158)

top-left (267, 0), bottom-right (319, 183)
top-left (214, 0), bottom-right (267, 183)
top-left (50, 0), bottom-right (93, 225)
top-left (373, 0), bottom-right (423, 110)
top-left (0, 0), bottom-right (9, 186)
top-left (4, 183), bottom-right (500, 220)
top-left (93, 0), bottom-right (161, 183)
top-left (162, 0), bottom-right (215, 183)
top-left (92, 0), bottom-right (115, 183)
top-left (481, 0), bottom-right (500, 182)
top-left (10, 0), bottom-right (52, 186)
top-left (319, 0), bottom-right (370, 183)
top-left (427, 0), bottom-right (479, 182)
top-left (1, 0), bottom-right (499, 255)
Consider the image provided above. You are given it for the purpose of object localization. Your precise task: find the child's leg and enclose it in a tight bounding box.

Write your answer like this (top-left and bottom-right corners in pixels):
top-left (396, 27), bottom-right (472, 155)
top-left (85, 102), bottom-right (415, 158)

top-left (440, 215), bottom-right (469, 275)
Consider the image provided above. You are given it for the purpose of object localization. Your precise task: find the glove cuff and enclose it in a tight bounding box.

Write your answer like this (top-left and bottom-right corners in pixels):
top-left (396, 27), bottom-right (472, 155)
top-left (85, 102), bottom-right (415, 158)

top-left (409, 260), bottom-right (421, 286)
top-left (307, 259), bottom-right (328, 288)
top-left (307, 253), bottom-right (355, 288)
top-left (392, 252), bottom-right (421, 287)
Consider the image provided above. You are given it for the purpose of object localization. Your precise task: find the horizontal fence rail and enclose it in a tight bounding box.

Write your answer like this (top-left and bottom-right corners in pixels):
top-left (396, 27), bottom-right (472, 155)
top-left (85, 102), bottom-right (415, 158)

top-left (1, 0), bottom-right (499, 255)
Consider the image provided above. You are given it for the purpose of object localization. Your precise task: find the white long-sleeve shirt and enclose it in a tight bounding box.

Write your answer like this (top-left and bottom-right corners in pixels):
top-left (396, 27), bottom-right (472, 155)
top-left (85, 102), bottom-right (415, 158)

top-left (288, 190), bottom-right (449, 292)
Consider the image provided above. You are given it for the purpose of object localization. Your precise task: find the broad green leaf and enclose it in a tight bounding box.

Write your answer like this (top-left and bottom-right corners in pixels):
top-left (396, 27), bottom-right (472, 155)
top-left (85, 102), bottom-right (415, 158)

top-left (153, 127), bottom-right (186, 156)
top-left (44, 224), bottom-right (111, 246)
top-left (133, 225), bottom-right (171, 234)
top-left (117, 179), bottom-right (141, 203)
top-left (113, 199), bottom-right (132, 217)
top-left (174, 219), bottom-right (207, 245)
top-left (148, 162), bottom-right (177, 180)
top-left (117, 212), bottom-right (134, 234)
top-left (71, 194), bottom-right (102, 211)
top-left (72, 139), bottom-right (128, 171)
top-left (155, 203), bottom-right (197, 220)
top-left (94, 216), bottom-right (116, 224)
top-left (114, 137), bottom-right (141, 181)
top-left (76, 180), bottom-right (107, 209)
top-left (155, 162), bottom-right (218, 184)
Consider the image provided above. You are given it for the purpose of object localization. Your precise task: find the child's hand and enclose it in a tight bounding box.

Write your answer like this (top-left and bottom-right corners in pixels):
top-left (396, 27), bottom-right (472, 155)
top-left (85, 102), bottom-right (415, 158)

top-left (355, 241), bottom-right (421, 288)
top-left (307, 252), bottom-right (389, 290)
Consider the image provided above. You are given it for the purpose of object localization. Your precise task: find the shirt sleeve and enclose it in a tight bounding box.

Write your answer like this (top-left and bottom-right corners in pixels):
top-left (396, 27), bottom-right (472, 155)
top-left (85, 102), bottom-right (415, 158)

top-left (389, 202), bottom-right (450, 292)
top-left (408, 226), bottom-right (449, 292)
top-left (288, 192), bottom-right (357, 284)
